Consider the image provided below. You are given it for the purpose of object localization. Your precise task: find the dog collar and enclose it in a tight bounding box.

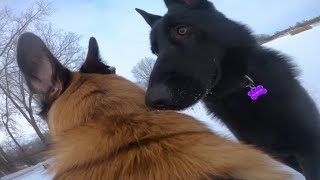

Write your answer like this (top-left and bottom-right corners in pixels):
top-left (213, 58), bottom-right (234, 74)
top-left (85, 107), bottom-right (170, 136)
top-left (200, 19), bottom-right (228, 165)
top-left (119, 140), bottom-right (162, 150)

top-left (208, 75), bottom-right (267, 101)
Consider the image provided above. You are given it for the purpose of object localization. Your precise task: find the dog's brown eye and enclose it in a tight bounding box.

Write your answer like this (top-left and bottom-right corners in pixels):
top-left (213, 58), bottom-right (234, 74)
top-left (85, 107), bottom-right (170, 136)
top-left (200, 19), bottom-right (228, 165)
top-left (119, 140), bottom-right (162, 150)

top-left (177, 26), bottom-right (188, 36)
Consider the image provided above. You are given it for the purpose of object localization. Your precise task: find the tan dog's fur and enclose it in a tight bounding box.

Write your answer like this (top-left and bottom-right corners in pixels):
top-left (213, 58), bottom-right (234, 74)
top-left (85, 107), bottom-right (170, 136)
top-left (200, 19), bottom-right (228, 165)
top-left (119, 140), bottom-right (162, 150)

top-left (16, 33), bottom-right (289, 180)
top-left (47, 73), bottom-right (289, 180)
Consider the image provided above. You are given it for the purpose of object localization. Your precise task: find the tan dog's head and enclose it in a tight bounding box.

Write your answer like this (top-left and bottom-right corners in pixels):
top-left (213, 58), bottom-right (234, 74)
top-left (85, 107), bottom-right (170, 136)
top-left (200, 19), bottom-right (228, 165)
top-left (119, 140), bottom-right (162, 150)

top-left (17, 33), bottom-right (146, 135)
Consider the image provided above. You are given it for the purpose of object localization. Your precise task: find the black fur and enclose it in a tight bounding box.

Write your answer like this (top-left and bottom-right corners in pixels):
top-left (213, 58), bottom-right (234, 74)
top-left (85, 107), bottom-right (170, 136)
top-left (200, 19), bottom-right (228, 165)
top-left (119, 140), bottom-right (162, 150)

top-left (136, 0), bottom-right (320, 179)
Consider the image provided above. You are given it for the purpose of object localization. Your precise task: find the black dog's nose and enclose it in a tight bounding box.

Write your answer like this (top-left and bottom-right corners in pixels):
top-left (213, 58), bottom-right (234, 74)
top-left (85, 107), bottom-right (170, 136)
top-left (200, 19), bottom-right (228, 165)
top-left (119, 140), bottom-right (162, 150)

top-left (146, 84), bottom-right (171, 110)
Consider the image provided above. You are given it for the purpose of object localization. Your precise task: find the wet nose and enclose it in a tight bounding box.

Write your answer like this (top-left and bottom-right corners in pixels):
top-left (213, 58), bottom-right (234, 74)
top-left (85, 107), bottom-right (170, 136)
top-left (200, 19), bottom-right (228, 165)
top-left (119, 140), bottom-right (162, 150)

top-left (146, 84), bottom-right (171, 110)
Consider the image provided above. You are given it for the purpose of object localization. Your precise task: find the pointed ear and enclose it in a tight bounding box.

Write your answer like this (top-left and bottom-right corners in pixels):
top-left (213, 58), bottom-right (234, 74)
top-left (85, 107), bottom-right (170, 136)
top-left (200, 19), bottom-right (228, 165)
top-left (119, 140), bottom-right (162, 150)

top-left (80, 37), bottom-right (116, 74)
top-left (164, 0), bottom-right (209, 8)
top-left (17, 32), bottom-right (71, 102)
top-left (135, 8), bottom-right (162, 27)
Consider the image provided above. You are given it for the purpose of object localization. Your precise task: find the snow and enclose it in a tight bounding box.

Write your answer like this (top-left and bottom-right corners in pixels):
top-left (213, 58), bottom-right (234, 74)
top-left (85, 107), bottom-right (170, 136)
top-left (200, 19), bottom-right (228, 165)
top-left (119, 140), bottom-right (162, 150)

top-left (264, 23), bottom-right (320, 110)
top-left (1, 160), bottom-right (53, 180)
top-left (2, 22), bottom-right (319, 180)
top-left (5, 167), bottom-right (50, 180)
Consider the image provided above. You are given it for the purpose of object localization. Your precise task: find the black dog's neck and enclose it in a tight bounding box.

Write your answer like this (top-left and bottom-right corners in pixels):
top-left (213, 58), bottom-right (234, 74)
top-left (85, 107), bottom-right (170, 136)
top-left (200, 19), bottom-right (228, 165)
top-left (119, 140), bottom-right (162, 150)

top-left (208, 75), bottom-right (254, 98)
top-left (208, 45), bottom-right (257, 98)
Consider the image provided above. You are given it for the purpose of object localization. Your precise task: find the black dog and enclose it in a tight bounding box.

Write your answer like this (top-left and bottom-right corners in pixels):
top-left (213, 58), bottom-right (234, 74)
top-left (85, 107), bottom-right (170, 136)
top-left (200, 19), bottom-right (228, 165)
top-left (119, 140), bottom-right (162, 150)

top-left (136, 0), bottom-right (320, 179)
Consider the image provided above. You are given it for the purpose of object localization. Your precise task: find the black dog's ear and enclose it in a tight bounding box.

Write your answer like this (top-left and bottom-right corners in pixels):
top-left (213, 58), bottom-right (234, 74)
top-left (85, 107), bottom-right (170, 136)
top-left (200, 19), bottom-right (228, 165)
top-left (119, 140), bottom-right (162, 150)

top-left (17, 32), bottom-right (71, 102)
top-left (80, 37), bottom-right (115, 74)
top-left (135, 8), bottom-right (162, 27)
top-left (164, 0), bottom-right (209, 8)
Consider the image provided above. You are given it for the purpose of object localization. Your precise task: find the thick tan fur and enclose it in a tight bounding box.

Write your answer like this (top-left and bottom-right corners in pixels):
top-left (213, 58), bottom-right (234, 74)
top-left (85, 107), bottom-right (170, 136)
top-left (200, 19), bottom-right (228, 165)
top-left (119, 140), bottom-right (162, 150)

top-left (46, 73), bottom-right (289, 180)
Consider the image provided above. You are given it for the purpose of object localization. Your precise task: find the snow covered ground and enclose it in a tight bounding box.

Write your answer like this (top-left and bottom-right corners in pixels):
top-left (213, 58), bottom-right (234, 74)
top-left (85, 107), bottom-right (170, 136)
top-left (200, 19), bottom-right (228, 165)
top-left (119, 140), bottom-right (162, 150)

top-left (2, 24), bottom-right (319, 180)
top-left (1, 160), bottom-right (53, 180)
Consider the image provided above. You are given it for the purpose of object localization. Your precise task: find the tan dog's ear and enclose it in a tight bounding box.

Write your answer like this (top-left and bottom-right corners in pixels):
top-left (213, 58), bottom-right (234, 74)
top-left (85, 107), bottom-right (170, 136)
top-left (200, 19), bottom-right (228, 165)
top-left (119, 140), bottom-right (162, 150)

top-left (17, 32), bottom-right (71, 103)
top-left (80, 37), bottom-right (115, 74)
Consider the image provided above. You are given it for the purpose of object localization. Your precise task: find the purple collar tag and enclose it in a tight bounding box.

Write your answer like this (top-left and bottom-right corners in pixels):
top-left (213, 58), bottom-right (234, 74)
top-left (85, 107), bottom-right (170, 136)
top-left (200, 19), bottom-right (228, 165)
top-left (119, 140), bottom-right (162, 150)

top-left (248, 85), bottom-right (267, 100)
top-left (244, 75), bottom-right (267, 101)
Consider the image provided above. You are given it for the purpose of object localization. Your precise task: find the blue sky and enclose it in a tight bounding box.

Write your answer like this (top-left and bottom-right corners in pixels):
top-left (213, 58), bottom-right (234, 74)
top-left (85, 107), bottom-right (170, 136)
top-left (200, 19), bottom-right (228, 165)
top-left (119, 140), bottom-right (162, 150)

top-left (2, 0), bottom-right (320, 81)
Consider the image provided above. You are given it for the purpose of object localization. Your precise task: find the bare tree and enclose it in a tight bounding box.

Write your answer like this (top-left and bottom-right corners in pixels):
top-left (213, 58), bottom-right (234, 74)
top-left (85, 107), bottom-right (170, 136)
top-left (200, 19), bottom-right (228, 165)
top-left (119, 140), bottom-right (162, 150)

top-left (34, 22), bottom-right (85, 70)
top-left (0, 145), bottom-right (16, 175)
top-left (0, 0), bottom-right (85, 147)
top-left (0, 0), bottom-right (86, 175)
top-left (131, 57), bottom-right (156, 89)
top-left (0, 0), bottom-right (50, 165)
top-left (0, 95), bottom-right (35, 166)
top-left (0, 0), bottom-right (52, 79)
top-left (0, 0), bottom-right (52, 70)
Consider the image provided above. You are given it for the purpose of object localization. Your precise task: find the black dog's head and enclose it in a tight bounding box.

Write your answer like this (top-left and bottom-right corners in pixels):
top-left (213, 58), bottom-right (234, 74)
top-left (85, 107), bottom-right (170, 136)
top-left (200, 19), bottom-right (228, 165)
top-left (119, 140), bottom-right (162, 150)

top-left (136, 0), bottom-right (256, 110)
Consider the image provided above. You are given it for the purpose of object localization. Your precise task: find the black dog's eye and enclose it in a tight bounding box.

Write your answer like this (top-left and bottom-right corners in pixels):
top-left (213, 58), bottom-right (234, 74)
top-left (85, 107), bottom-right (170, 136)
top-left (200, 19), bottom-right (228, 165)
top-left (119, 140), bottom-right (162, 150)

top-left (176, 26), bottom-right (189, 36)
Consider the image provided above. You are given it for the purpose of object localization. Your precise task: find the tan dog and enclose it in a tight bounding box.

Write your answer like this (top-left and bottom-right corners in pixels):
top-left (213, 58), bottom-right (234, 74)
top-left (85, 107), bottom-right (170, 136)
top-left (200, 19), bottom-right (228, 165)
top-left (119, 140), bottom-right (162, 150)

top-left (16, 33), bottom-right (289, 180)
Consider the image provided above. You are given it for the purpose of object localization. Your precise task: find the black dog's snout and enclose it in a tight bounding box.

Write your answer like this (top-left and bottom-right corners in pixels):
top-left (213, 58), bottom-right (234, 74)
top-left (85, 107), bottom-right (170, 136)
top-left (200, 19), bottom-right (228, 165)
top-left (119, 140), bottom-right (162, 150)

top-left (146, 84), bottom-right (171, 110)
